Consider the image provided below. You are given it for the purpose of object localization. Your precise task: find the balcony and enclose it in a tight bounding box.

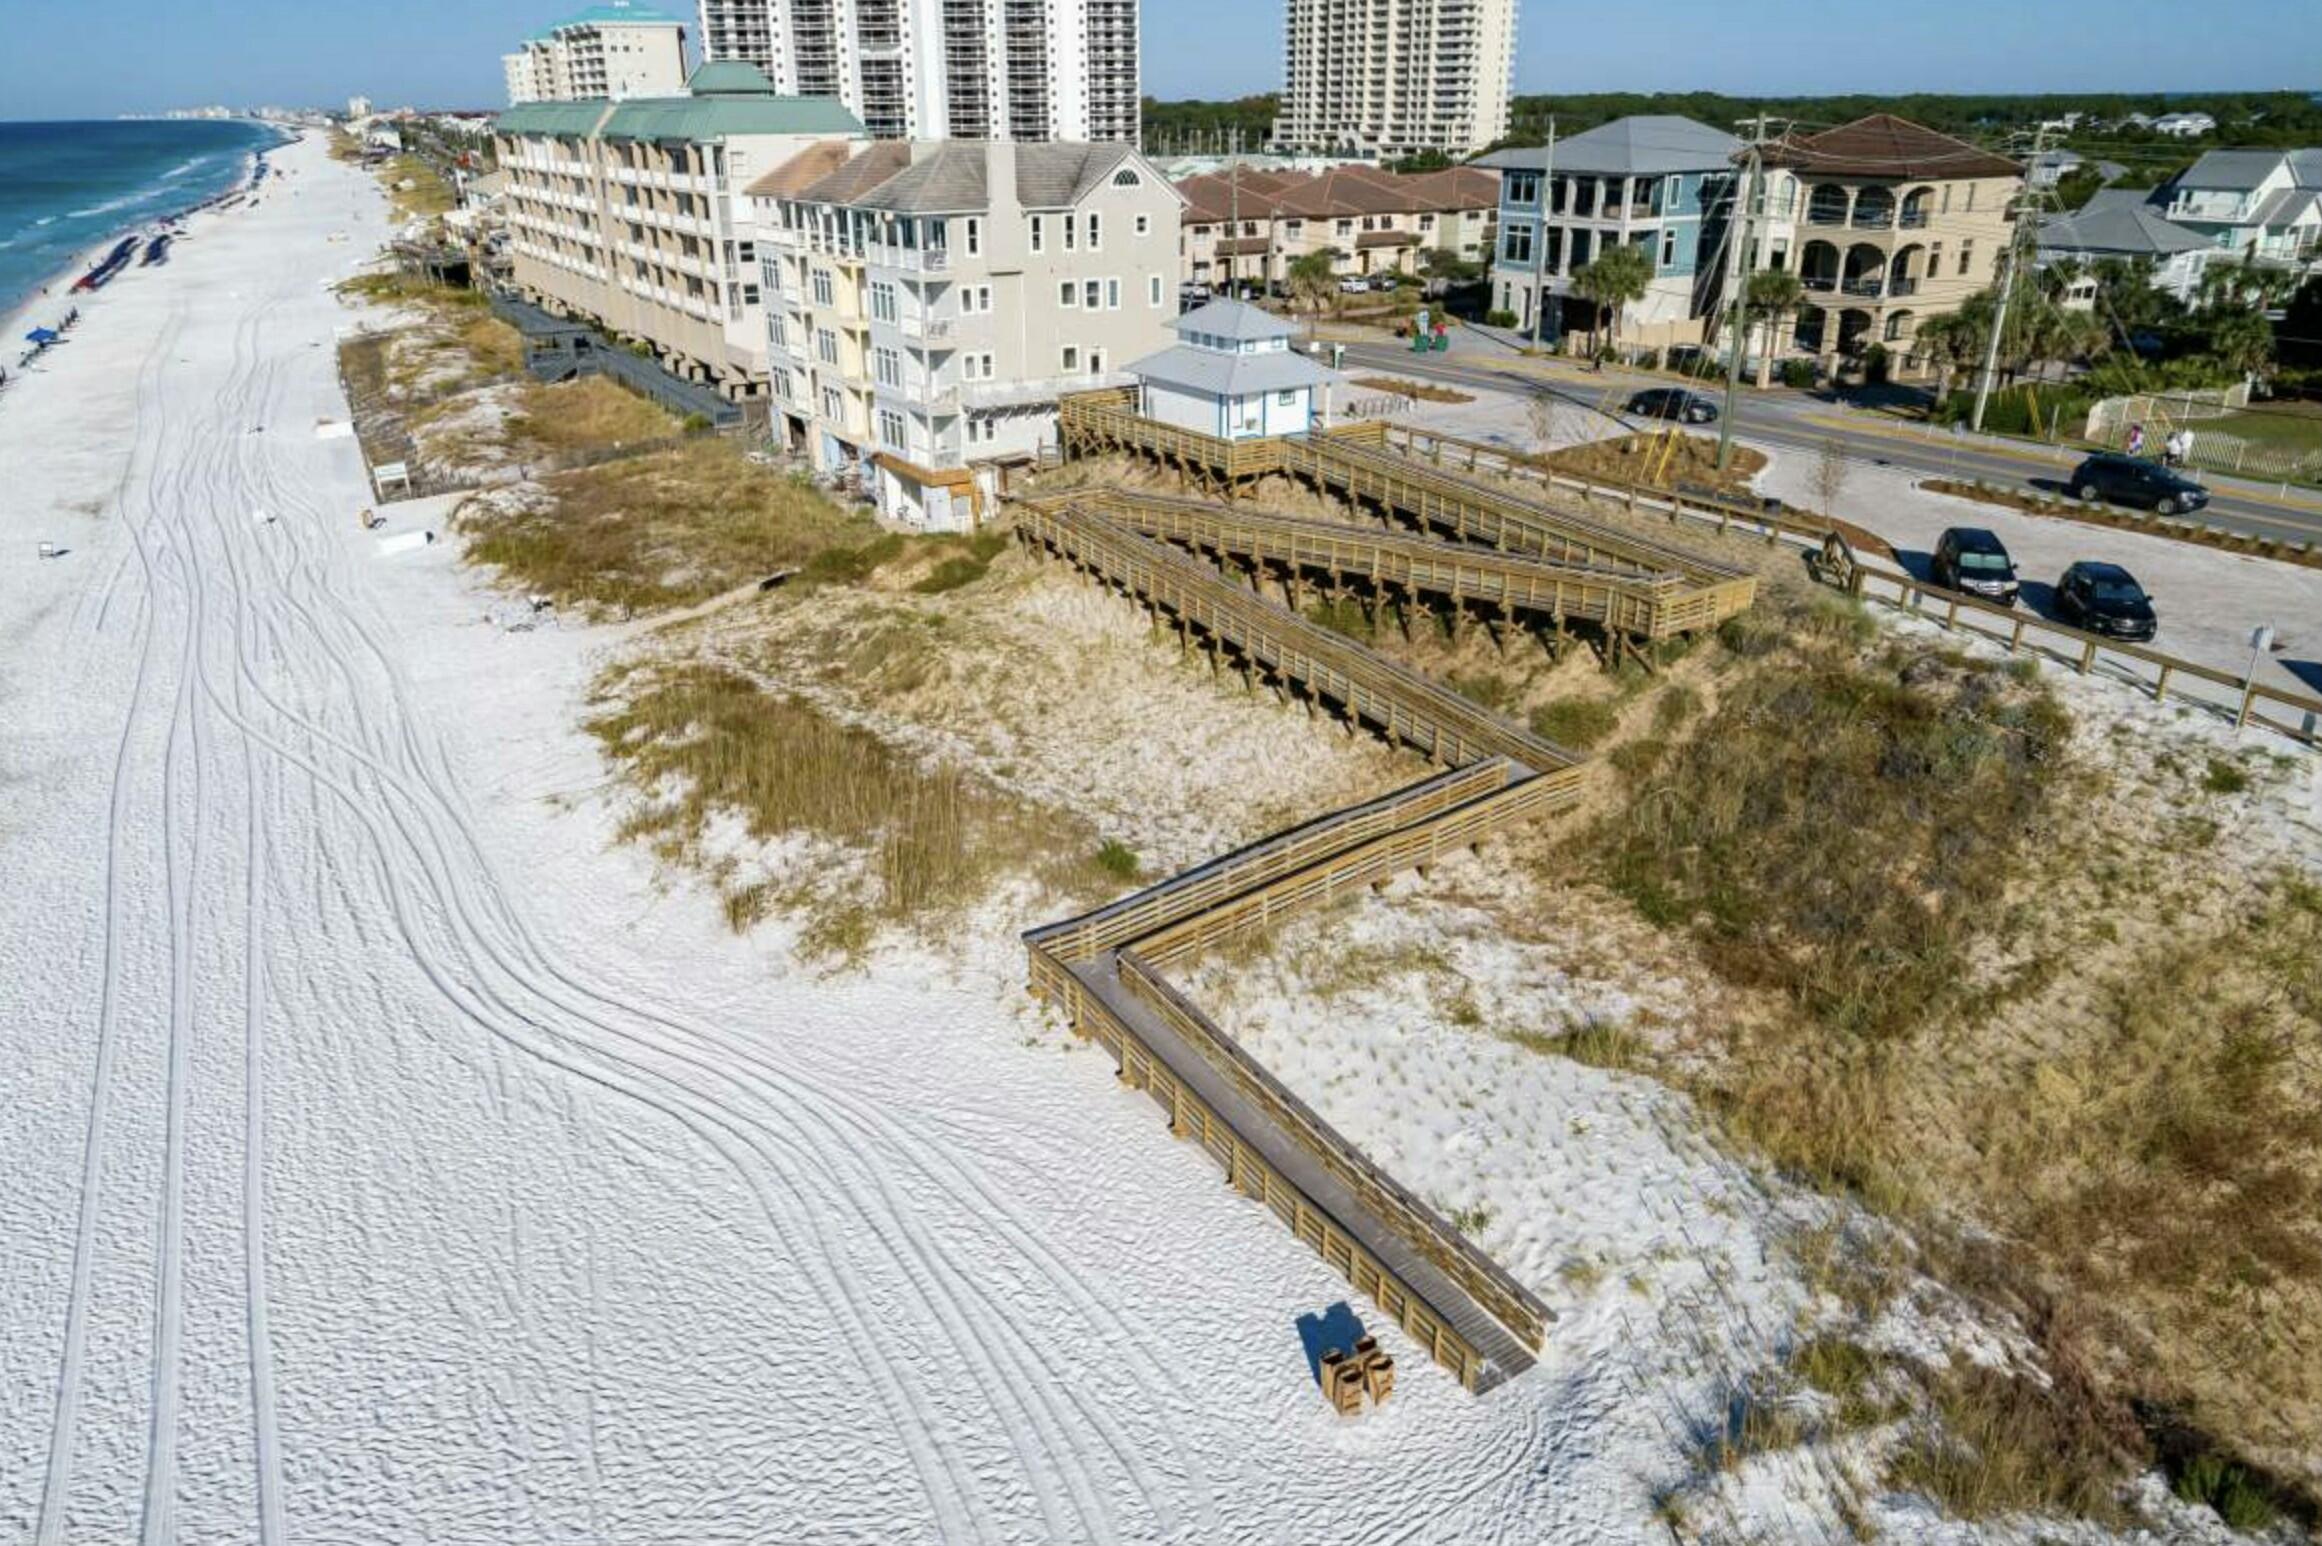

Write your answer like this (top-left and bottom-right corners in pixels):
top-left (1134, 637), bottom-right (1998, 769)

top-left (898, 313), bottom-right (954, 342)
top-left (1840, 276), bottom-right (1886, 297)
top-left (1802, 275), bottom-right (1838, 293)
top-left (1887, 277), bottom-right (1919, 298)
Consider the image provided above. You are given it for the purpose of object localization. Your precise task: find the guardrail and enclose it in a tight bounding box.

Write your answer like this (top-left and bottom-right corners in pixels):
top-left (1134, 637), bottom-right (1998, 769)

top-left (1841, 559), bottom-right (2322, 744)
top-left (1059, 393), bottom-right (1287, 485)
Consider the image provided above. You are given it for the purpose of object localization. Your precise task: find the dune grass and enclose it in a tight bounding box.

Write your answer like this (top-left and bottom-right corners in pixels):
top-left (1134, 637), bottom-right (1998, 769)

top-left (586, 661), bottom-right (1121, 953)
top-left (458, 439), bottom-right (873, 615)
top-left (501, 375), bottom-right (677, 453)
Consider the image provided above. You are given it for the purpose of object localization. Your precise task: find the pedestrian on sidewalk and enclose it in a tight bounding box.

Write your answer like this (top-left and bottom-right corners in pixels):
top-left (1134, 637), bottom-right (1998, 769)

top-left (2127, 421), bottom-right (2146, 458)
top-left (2165, 428), bottom-right (2191, 468)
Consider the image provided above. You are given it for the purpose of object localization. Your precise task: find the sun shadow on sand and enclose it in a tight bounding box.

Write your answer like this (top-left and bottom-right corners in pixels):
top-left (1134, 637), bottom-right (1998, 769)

top-left (1295, 1301), bottom-right (1367, 1388)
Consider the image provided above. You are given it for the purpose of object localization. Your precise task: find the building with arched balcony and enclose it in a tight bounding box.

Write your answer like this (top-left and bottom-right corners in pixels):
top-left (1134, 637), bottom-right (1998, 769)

top-left (1753, 115), bottom-right (2020, 378)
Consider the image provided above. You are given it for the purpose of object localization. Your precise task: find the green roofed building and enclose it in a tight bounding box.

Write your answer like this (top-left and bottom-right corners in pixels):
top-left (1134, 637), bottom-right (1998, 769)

top-left (494, 63), bottom-right (867, 402)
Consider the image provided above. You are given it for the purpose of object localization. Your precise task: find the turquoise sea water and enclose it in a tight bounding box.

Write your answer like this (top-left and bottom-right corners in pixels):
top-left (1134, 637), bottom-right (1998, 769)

top-left (0, 118), bottom-right (286, 321)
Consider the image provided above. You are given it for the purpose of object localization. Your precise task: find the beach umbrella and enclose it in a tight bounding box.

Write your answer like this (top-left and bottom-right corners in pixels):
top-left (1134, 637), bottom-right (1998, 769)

top-left (27, 329), bottom-right (59, 344)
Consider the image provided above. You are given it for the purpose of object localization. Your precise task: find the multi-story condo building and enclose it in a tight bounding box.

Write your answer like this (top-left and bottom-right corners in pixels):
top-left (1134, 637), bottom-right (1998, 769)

top-left (1178, 164), bottom-right (1498, 290)
top-left (1757, 115), bottom-right (2020, 371)
top-left (694, 0), bottom-right (1138, 143)
top-left (1273, 0), bottom-right (1516, 158)
top-left (504, 3), bottom-right (692, 105)
top-left (746, 137), bottom-right (1182, 528)
top-left (494, 62), bottom-right (866, 401)
top-left (1481, 116), bottom-right (1747, 351)
top-left (2151, 148), bottom-right (2322, 267)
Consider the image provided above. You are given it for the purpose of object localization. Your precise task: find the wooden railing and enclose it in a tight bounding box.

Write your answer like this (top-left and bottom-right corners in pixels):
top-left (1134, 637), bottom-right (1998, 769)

top-left (1118, 953), bottom-right (1554, 1352)
top-left (1019, 501), bottom-right (1580, 771)
top-left (1844, 561), bottom-right (2322, 744)
top-left (1064, 486), bottom-right (1690, 638)
top-left (1058, 393), bottom-right (1287, 483)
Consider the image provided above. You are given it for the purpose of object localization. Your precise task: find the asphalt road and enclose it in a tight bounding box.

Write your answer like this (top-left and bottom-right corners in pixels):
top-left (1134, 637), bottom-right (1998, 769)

top-left (1338, 338), bottom-right (2322, 549)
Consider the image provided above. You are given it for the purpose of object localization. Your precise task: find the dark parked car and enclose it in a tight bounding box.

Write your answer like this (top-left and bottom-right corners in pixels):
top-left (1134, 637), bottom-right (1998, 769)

top-left (2054, 560), bottom-right (2157, 642)
top-left (1627, 387), bottom-right (1718, 424)
top-left (1931, 526), bottom-right (2019, 604)
top-left (2065, 452), bottom-right (2209, 515)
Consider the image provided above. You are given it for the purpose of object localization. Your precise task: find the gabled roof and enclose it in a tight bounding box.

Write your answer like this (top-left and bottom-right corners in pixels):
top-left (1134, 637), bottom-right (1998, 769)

top-left (1170, 298), bottom-right (1296, 342)
top-left (2038, 197), bottom-right (2210, 258)
top-left (778, 141), bottom-right (1161, 214)
top-left (686, 61), bottom-right (777, 96)
top-left (1177, 164), bottom-right (1496, 224)
top-left (495, 101), bottom-right (611, 138)
top-left (744, 137), bottom-right (862, 198)
top-left (1479, 115), bottom-right (1740, 177)
top-left (1128, 342), bottom-right (1342, 398)
top-left (1760, 114), bottom-right (2021, 180)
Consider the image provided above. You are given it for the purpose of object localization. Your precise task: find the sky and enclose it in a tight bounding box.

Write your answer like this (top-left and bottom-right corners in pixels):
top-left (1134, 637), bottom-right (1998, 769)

top-left (0, 0), bottom-right (2315, 117)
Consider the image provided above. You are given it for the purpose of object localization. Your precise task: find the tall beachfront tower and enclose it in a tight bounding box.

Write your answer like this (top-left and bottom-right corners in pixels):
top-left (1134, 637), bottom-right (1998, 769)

top-left (504, 3), bottom-right (692, 105)
top-left (694, 0), bottom-right (1138, 143)
top-left (1274, 0), bottom-right (1517, 158)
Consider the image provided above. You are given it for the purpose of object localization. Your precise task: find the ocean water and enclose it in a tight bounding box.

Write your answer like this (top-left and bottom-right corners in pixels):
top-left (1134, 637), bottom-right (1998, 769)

top-left (0, 118), bottom-right (285, 320)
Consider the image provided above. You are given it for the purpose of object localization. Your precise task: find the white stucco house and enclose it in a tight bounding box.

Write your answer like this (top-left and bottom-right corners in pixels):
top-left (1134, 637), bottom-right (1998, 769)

top-left (1127, 299), bottom-right (1343, 440)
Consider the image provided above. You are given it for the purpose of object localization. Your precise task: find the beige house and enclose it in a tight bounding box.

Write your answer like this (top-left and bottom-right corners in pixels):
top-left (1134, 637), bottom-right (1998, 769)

top-left (1178, 165), bottom-right (1497, 291)
top-left (1755, 115), bottom-right (2022, 372)
top-left (749, 138), bottom-right (1184, 529)
top-left (494, 64), bottom-right (866, 404)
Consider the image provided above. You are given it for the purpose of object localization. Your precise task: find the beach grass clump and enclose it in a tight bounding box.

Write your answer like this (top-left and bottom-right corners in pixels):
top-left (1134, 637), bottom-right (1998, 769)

top-left (457, 439), bottom-right (872, 615)
top-left (586, 662), bottom-right (1115, 948)
top-left (501, 375), bottom-right (678, 454)
top-left (1528, 697), bottom-right (1620, 749)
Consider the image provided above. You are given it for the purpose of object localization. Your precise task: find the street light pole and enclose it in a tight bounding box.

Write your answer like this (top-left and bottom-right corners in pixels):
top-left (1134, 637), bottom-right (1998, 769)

top-left (1972, 126), bottom-right (2044, 434)
top-left (1717, 115), bottom-right (1766, 471)
top-left (1526, 116), bottom-right (1556, 351)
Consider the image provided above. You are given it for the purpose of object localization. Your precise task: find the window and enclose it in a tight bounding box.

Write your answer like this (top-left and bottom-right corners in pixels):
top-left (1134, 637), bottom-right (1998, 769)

top-left (965, 216), bottom-right (981, 256)
top-left (1277, 389), bottom-right (1297, 406)
top-left (816, 327), bottom-right (838, 364)
top-left (1083, 278), bottom-right (1101, 308)
top-left (877, 408), bottom-right (906, 449)
top-left (1112, 167), bottom-right (1141, 187)
top-left (820, 385), bottom-right (843, 421)
top-left (1061, 345), bottom-right (1080, 371)
top-left (772, 367), bottom-right (792, 401)
top-left (1134, 213), bottom-right (1150, 236)
top-left (811, 268), bottom-right (834, 305)
top-left (738, 240), bottom-right (756, 263)
top-left (870, 281), bottom-right (897, 323)
top-left (1929, 240), bottom-right (1943, 274)
top-left (742, 284), bottom-right (761, 306)
top-left (1501, 224), bottom-right (1532, 265)
top-left (1088, 211), bottom-right (1101, 250)
top-left (962, 284), bottom-right (992, 314)
top-left (1285, 219), bottom-right (1303, 237)
top-left (1335, 219), bottom-right (1352, 236)
top-left (1958, 240), bottom-right (1974, 276)
top-left (1148, 273), bottom-right (1163, 306)
top-left (1088, 348), bottom-right (1105, 373)
top-left (1030, 214), bottom-right (1044, 253)
top-left (1059, 280), bottom-right (1078, 307)
top-left (1064, 213), bottom-right (1078, 251)
top-left (1965, 184), bottom-right (1977, 212)
top-left (966, 351), bottom-right (994, 379)
top-left (874, 346), bottom-right (901, 387)
top-left (1663, 173), bottom-right (1681, 210)
top-left (1104, 278), bottom-right (1120, 309)
top-left (770, 313), bottom-right (788, 346)
top-left (1418, 213), bottom-right (1434, 230)
top-left (1659, 227), bottom-right (1677, 266)
top-left (1505, 171), bottom-right (1538, 206)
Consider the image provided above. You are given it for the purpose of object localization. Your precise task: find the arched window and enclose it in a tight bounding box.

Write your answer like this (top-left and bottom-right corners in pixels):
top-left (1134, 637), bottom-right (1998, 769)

top-left (1112, 168), bottom-right (1142, 187)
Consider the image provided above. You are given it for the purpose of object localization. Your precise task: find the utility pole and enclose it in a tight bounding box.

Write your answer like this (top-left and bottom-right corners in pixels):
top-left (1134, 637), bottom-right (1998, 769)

top-left (1716, 114), bottom-right (1768, 470)
top-left (1972, 125), bottom-right (2044, 434)
top-left (1525, 116), bottom-right (1556, 351)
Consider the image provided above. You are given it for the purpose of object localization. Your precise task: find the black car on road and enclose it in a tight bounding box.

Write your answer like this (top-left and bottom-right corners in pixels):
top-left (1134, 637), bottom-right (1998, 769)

top-left (1627, 388), bottom-right (1718, 424)
top-left (2054, 560), bottom-right (2157, 642)
top-left (2064, 452), bottom-right (2209, 515)
top-left (1931, 526), bottom-right (2019, 604)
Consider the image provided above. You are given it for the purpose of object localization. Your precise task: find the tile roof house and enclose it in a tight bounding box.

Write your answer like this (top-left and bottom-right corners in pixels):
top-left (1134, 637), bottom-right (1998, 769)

top-left (1175, 164), bottom-right (1498, 290)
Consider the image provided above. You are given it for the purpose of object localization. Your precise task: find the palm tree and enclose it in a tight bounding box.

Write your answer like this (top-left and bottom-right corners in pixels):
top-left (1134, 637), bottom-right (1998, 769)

top-left (2201, 307), bottom-right (2276, 380)
top-left (1287, 248), bottom-right (1340, 315)
top-left (1744, 268), bottom-right (1806, 388)
top-left (1570, 242), bottom-right (1652, 362)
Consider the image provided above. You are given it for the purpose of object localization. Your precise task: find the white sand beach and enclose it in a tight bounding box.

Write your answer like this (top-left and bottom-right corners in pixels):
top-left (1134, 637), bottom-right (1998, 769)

top-left (4, 129), bottom-right (2221, 1546)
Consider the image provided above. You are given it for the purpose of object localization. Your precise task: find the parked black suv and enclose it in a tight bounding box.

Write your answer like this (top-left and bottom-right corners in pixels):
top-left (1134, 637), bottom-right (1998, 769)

top-left (2065, 453), bottom-right (2209, 515)
top-left (2054, 560), bottom-right (2157, 642)
top-left (1931, 526), bottom-right (2019, 604)
top-left (1627, 388), bottom-right (1718, 424)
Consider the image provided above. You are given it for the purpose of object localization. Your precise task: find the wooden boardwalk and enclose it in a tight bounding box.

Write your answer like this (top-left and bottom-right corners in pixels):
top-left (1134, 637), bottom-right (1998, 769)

top-left (1022, 397), bottom-right (1756, 1395)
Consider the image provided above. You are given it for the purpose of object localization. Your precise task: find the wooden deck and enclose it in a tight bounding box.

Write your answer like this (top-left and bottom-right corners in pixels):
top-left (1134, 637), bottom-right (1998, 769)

top-left (1054, 485), bottom-right (1701, 640)
top-left (1026, 758), bottom-right (1561, 1393)
top-left (1018, 500), bottom-right (1587, 771)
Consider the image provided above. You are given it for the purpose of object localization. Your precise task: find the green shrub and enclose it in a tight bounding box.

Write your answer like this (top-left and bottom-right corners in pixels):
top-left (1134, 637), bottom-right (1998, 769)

top-left (802, 533), bottom-right (906, 585)
top-left (1530, 698), bottom-right (1620, 749)
top-left (2173, 1453), bottom-right (2277, 1530)
top-left (1779, 359), bottom-right (1819, 389)
top-left (912, 556), bottom-right (988, 594)
top-left (1485, 308), bottom-right (1518, 328)
top-left (1448, 671), bottom-right (1521, 712)
top-left (1094, 839), bottom-right (1141, 880)
top-left (2201, 757), bottom-right (2250, 794)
